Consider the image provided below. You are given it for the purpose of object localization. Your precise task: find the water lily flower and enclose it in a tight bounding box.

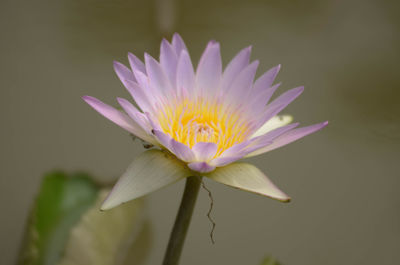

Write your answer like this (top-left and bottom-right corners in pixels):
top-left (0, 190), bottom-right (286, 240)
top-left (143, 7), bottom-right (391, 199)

top-left (83, 34), bottom-right (327, 210)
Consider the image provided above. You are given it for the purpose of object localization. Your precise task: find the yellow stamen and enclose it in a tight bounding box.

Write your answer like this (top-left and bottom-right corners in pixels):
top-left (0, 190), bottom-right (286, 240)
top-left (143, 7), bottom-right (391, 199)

top-left (156, 98), bottom-right (251, 155)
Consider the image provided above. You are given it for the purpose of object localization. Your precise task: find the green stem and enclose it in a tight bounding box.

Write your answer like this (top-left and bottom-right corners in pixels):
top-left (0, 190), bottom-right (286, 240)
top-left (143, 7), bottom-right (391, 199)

top-left (162, 176), bottom-right (202, 265)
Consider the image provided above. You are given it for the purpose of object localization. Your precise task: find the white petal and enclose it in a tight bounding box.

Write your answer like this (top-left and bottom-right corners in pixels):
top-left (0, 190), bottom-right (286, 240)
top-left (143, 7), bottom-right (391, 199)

top-left (101, 150), bottom-right (191, 210)
top-left (251, 115), bottom-right (293, 138)
top-left (206, 163), bottom-right (290, 202)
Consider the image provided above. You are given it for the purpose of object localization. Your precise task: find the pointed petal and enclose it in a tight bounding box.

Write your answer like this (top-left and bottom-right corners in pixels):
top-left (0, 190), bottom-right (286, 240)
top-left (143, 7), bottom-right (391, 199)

top-left (221, 46), bottom-right (252, 92)
top-left (124, 79), bottom-right (153, 112)
top-left (192, 142), bottom-right (218, 161)
top-left (160, 39), bottom-right (178, 86)
top-left (209, 156), bottom-right (243, 167)
top-left (117, 98), bottom-right (152, 134)
top-left (176, 50), bottom-right (195, 96)
top-left (251, 115), bottom-right (294, 138)
top-left (251, 83), bottom-right (281, 112)
top-left (268, 86), bottom-right (304, 110)
top-left (226, 60), bottom-right (259, 102)
top-left (246, 121), bottom-right (328, 157)
top-left (251, 122), bottom-right (299, 146)
top-left (170, 140), bottom-right (196, 162)
top-left (258, 86), bottom-right (304, 126)
top-left (101, 150), bottom-right (191, 210)
top-left (206, 163), bottom-right (290, 202)
top-left (251, 65), bottom-right (281, 96)
top-left (145, 53), bottom-right (172, 95)
top-left (188, 162), bottom-right (215, 173)
top-left (128, 52), bottom-right (146, 75)
top-left (172, 33), bottom-right (188, 55)
top-left (114, 61), bottom-right (136, 88)
top-left (195, 41), bottom-right (222, 98)
top-left (152, 129), bottom-right (173, 150)
top-left (82, 96), bottom-right (147, 139)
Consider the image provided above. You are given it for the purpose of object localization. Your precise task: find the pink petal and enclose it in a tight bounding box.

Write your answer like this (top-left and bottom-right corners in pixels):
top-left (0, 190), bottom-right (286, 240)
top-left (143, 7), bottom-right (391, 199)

top-left (188, 162), bottom-right (216, 173)
top-left (192, 142), bottom-right (218, 161)
top-left (246, 121), bottom-right (328, 157)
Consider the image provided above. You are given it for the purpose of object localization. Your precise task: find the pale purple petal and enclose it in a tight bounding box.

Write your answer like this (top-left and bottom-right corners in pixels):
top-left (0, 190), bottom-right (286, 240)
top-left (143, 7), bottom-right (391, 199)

top-left (257, 86), bottom-right (304, 126)
top-left (152, 129), bottom-right (173, 150)
top-left (196, 41), bottom-right (222, 98)
top-left (221, 46), bottom-right (252, 92)
top-left (117, 97), bottom-right (152, 133)
top-left (209, 156), bottom-right (243, 167)
top-left (160, 39), bottom-right (178, 87)
top-left (82, 96), bottom-right (151, 142)
top-left (128, 52), bottom-right (146, 74)
top-left (250, 122), bottom-right (299, 146)
top-left (192, 142), bottom-right (218, 161)
top-left (226, 60), bottom-right (259, 102)
top-left (176, 50), bottom-right (195, 97)
top-left (188, 162), bottom-right (216, 173)
top-left (113, 61), bottom-right (136, 88)
top-left (124, 79), bottom-right (153, 112)
top-left (246, 121), bottom-right (328, 157)
top-left (144, 53), bottom-right (173, 95)
top-left (170, 140), bottom-right (195, 162)
top-left (250, 83), bottom-right (281, 112)
top-left (251, 65), bottom-right (281, 96)
top-left (172, 33), bottom-right (188, 55)
top-left (268, 86), bottom-right (304, 110)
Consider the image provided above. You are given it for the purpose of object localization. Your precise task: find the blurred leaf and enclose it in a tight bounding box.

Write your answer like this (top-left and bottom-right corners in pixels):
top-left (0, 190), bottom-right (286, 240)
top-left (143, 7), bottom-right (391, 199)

top-left (260, 256), bottom-right (283, 265)
top-left (18, 171), bottom-right (99, 265)
top-left (57, 189), bottom-right (150, 265)
top-left (18, 171), bottom-right (151, 265)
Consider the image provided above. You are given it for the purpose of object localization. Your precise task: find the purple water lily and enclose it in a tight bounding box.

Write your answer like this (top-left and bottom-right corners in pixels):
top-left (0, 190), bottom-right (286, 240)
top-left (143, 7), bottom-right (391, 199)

top-left (83, 34), bottom-right (327, 210)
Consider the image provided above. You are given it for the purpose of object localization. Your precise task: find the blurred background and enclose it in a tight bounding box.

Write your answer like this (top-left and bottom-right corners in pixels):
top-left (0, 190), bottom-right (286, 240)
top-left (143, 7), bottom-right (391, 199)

top-left (0, 0), bottom-right (399, 264)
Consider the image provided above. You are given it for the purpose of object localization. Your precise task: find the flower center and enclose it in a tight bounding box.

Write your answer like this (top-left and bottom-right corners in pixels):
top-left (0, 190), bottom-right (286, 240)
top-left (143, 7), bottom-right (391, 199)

top-left (156, 99), bottom-right (251, 154)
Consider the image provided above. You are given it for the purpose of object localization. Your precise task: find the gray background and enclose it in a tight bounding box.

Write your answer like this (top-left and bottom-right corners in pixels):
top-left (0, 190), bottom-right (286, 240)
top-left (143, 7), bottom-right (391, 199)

top-left (1, 0), bottom-right (399, 264)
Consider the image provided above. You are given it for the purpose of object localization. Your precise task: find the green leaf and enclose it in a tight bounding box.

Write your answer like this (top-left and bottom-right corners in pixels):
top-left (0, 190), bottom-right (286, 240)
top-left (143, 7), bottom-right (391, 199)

top-left (18, 171), bottom-right (151, 265)
top-left (57, 190), bottom-right (150, 265)
top-left (260, 256), bottom-right (283, 265)
top-left (18, 171), bottom-right (99, 265)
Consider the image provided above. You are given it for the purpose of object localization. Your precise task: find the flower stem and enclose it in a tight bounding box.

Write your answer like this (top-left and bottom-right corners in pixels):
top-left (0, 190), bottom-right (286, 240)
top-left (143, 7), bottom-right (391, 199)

top-left (162, 176), bottom-right (202, 265)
